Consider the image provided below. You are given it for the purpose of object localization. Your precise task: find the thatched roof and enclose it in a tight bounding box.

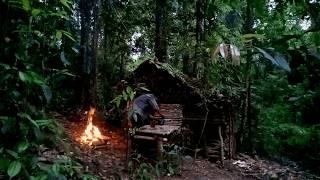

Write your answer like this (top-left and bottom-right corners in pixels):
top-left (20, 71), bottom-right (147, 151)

top-left (127, 60), bottom-right (204, 105)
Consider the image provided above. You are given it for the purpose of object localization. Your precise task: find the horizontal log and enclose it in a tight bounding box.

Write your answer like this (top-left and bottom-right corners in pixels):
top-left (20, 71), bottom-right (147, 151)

top-left (207, 146), bottom-right (220, 150)
top-left (182, 117), bottom-right (224, 121)
top-left (207, 154), bottom-right (220, 158)
top-left (153, 116), bottom-right (183, 121)
top-left (133, 135), bottom-right (168, 142)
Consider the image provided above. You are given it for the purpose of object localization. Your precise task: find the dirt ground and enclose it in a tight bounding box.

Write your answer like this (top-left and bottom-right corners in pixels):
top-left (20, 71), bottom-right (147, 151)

top-left (51, 112), bottom-right (318, 180)
top-left (53, 111), bottom-right (128, 179)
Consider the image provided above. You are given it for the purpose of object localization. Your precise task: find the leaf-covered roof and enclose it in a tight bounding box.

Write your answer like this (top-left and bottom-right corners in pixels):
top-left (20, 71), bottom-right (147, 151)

top-left (128, 59), bottom-right (203, 105)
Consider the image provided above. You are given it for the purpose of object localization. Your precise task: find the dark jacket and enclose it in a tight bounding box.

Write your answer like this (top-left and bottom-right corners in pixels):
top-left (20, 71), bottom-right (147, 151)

top-left (132, 94), bottom-right (159, 125)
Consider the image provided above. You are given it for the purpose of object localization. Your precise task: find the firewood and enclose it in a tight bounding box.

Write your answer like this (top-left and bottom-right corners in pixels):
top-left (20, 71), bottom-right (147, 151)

top-left (94, 144), bottom-right (109, 150)
top-left (92, 139), bottom-right (105, 146)
top-left (101, 135), bottom-right (110, 140)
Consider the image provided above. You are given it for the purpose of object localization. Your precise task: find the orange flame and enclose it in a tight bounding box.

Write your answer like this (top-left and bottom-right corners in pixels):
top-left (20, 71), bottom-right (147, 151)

top-left (80, 107), bottom-right (103, 145)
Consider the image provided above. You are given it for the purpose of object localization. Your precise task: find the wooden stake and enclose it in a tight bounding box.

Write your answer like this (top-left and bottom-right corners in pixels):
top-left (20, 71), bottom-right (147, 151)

top-left (218, 126), bottom-right (224, 166)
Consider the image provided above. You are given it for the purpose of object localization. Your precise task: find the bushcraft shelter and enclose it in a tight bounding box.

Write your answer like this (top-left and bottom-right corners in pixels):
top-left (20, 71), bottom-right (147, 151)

top-left (126, 60), bottom-right (237, 160)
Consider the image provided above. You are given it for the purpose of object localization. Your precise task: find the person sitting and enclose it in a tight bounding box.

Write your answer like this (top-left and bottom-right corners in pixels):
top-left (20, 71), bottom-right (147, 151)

top-left (131, 88), bottom-right (165, 127)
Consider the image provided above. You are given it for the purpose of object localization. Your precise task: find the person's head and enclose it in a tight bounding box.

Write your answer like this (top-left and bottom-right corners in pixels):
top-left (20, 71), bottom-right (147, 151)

top-left (135, 86), bottom-right (151, 97)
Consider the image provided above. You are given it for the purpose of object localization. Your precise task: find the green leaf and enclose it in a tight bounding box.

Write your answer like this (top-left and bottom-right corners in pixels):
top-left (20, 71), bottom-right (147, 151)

top-left (41, 85), bottom-right (52, 104)
top-left (29, 71), bottom-right (44, 84)
top-left (56, 31), bottom-right (62, 40)
top-left (122, 91), bottom-right (128, 101)
top-left (52, 164), bottom-right (59, 175)
top-left (0, 116), bottom-right (9, 120)
top-left (35, 120), bottom-right (50, 127)
top-left (18, 112), bottom-right (39, 129)
top-left (17, 141), bottom-right (29, 153)
top-left (81, 174), bottom-right (98, 180)
top-left (49, 12), bottom-right (70, 20)
top-left (0, 63), bottom-right (11, 70)
top-left (60, 52), bottom-right (70, 66)
top-left (255, 47), bottom-right (291, 72)
top-left (273, 53), bottom-right (291, 72)
top-left (21, 0), bottom-right (31, 11)
top-left (29, 157), bottom-right (38, 170)
top-left (60, 30), bottom-right (75, 42)
top-left (31, 8), bottom-right (41, 16)
top-left (48, 174), bottom-right (67, 180)
top-left (33, 127), bottom-right (44, 141)
top-left (126, 86), bottom-right (132, 94)
top-left (54, 69), bottom-right (75, 77)
top-left (18, 71), bottom-right (45, 85)
top-left (168, 166), bottom-right (174, 175)
top-left (37, 162), bottom-right (51, 172)
top-left (7, 161), bottom-right (21, 178)
top-left (71, 47), bottom-right (79, 54)
top-left (129, 92), bottom-right (135, 101)
top-left (18, 71), bottom-right (27, 82)
top-left (6, 150), bottom-right (18, 159)
top-left (155, 164), bottom-right (160, 177)
top-left (308, 49), bottom-right (320, 60)
top-left (59, 0), bottom-right (71, 10)
top-left (116, 99), bottom-right (121, 108)
top-left (29, 119), bottom-right (40, 129)
top-left (242, 33), bottom-right (265, 40)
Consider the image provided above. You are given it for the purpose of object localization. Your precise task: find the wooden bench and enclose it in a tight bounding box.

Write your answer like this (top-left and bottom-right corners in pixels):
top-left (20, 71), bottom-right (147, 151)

top-left (131, 104), bottom-right (183, 158)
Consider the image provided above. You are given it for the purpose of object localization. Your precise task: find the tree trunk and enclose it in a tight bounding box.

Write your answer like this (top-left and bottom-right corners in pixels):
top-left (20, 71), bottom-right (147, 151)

top-left (182, 53), bottom-right (190, 75)
top-left (243, 0), bottom-right (254, 153)
top-left (155, 0), bottom-right (168, 62)
top-left (193, 0), bottom-right (208, 79)
top-left (237, 99), bottom-right (245, 151)
top-left (193, 0), bottom-right (202, 76)
top-left (119, 54), bottom-right (124, 79)
top-left (91, 0), bottom-right (101, 107)
top-left (181, 2), bottom-right (191, 76)
top-left (79, 0), bottom-right (97, 109)
top-left (306, 1), bottom-right (320, 31)
top-left (244, 62), bottom-right (252, 152)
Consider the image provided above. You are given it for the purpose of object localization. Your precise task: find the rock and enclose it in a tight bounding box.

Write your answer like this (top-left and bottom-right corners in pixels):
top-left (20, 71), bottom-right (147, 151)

top-left (270, 173), bottom-right (278, 179)
top-left (183, 155), bottom-right (193, 163)
top-left (182, 155), bottom-right (193, 170)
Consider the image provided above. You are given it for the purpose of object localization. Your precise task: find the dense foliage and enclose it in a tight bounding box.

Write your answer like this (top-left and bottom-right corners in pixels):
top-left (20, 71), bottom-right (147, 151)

top-left (1, 0), bottom-right (320, 178)
top-left (0, 0), bottom-right (93, 179)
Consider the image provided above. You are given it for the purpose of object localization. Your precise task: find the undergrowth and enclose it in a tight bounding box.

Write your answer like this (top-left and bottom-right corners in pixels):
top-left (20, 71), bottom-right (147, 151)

top-left (128, 145), bottom-right (182, 179)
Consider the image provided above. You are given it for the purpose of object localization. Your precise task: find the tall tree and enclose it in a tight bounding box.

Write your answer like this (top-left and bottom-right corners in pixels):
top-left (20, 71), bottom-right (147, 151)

top-left (236, 0), bottom-right (254, 152)
top-left (194, 0), bottom-right (209, 80)
top-left (155, 0), bottom-right (168, 62)
top-left (79, 0), bottom-right (99, 109)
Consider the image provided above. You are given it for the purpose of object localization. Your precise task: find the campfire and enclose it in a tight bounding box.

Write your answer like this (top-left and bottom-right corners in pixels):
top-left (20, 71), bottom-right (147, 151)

top-left (80, 107), bottom-right (108, 146)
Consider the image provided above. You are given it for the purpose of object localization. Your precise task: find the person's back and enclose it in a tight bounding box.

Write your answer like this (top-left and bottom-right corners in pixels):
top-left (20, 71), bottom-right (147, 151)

top-left (132, 93), bottom-right (160, 127)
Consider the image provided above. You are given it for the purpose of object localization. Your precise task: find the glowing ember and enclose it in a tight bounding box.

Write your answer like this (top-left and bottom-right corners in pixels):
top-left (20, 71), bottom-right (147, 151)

top-left (80, 107), bottom-right (104, 146)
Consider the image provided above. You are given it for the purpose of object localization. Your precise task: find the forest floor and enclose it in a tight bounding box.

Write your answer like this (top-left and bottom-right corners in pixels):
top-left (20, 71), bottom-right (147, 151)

top-left (50, 112), bottom-right (318, 180)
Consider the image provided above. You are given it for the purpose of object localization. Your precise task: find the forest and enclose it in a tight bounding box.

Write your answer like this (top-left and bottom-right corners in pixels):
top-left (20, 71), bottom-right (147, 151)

top-left (1, 0), bottom-right (320, 179)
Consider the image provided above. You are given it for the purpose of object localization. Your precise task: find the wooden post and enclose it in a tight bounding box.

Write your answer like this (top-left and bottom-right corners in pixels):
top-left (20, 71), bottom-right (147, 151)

top-left (126, 133), bottom-right (131, 172)
top-left (156, 137), bottom-right (164, 160)
top-left (203, 134), bottom-right (208, 158)
top-left (228, 107), bottom-right (232, 159)
top-left (218, 126), bottom-right (224, 166)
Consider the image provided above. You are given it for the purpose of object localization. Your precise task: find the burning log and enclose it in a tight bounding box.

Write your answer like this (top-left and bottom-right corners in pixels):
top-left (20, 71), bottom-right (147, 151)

top-left (93, 144), bottom-right (109, 150)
